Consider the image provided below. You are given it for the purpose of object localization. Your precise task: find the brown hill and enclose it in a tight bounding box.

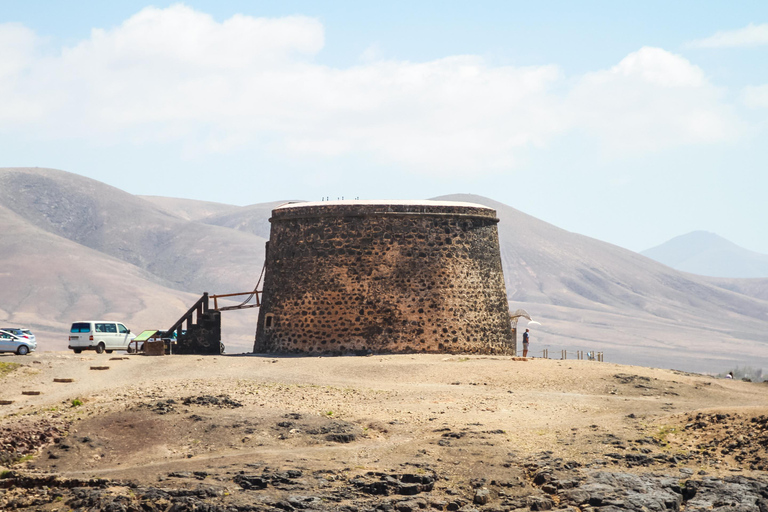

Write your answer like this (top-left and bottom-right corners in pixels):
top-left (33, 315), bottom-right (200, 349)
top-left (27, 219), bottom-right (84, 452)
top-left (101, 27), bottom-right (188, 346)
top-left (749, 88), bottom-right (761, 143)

top-left (0, 168), bottom-right (263, 353)
top-left (0, 168), bottom-right (266, 294)
top-left (0, 203), bottom-right (196, 345)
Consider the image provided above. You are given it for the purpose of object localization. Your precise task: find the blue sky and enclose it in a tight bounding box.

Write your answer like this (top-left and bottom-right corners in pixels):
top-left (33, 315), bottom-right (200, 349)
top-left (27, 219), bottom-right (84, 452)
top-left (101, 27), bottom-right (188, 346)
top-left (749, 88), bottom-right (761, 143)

top-left (2, 1), bottom-right (767, 254)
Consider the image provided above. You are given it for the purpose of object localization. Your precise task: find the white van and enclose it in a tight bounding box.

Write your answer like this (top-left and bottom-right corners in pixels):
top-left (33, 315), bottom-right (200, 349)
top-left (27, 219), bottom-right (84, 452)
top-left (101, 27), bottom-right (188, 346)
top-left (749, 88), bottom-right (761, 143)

top-left (68, 321), bottom-right (136, 354)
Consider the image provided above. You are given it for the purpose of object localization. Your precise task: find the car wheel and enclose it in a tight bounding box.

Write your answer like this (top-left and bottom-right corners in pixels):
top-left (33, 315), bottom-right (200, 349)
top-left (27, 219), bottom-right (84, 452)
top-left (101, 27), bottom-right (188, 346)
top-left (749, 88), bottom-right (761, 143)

top-left (17, 345), bottom-right (29, 356)
top-left (95, 343), bottom-right (105, 354)
top-left (105, 350), bottom-right (113, 354)
top-left (73, 349), bottom-right (82, 354)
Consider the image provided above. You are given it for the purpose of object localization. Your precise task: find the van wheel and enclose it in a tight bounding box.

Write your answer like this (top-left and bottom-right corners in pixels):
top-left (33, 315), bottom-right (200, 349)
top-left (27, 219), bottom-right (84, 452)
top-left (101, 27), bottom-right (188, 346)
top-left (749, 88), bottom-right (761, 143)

top-left (95, 343), bottom-right (105, 354)
top-left (73, 349), bottom-right (82, 354)
top-left (17, 345), bottom-right (29, 356)
top-left (105, 350), bottom-right (113, 354)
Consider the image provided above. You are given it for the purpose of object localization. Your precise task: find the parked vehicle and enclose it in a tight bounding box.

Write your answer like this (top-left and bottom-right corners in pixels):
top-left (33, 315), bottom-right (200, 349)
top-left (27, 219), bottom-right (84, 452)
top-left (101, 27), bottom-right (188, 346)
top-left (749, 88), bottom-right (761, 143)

top-left (20, 329), bottom-right (35, 344)
top-left (1, 327), bottom-right (33, 341)
top-left (68, 321), bottom-right (135, 354)
top-left (0, 329), bottom-right (37, 355)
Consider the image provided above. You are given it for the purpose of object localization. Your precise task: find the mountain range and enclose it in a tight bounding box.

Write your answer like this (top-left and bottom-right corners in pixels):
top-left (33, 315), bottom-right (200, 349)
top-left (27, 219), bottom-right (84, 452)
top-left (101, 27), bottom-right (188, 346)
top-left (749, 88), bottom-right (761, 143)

top-left (642, 231), bottom-right (768, 279)
top-left (1, 167), bottom-right (767, 372)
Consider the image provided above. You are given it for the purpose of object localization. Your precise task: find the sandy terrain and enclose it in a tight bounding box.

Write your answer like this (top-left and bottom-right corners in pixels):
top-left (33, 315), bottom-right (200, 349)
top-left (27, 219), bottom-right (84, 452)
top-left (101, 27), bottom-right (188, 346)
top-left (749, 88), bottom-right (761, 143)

top-left (1, 351), bottom-right (768, 510)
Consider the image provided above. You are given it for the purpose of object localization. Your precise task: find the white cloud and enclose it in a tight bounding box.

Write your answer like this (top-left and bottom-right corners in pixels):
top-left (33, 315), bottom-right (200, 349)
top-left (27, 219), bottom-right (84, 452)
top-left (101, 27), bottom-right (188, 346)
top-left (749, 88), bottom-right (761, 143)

top-left (0, 6), bottom-right (743, 174)
top-left (743, 84), bottom-right (768, 108)
top-left (568, 47), bottom-right (738, 154)
top-left (687, 23), bottom-right (768, 48)
top-left (0, 22), bottom-right (46, 122)
top-left (607, 47), bottom-right (705, 87)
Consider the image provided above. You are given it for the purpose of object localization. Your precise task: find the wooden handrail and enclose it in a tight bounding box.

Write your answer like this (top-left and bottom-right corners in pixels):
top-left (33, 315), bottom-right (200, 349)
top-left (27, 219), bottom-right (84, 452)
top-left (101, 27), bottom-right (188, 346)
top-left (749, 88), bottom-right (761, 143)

top-left (165, 292), bottom-right (209, 335)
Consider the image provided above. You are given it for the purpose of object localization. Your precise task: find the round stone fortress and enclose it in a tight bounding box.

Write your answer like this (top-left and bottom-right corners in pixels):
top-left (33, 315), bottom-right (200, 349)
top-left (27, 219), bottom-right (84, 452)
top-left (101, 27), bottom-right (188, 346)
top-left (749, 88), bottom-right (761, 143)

top-left (253, 200), bottom-right (514, 355)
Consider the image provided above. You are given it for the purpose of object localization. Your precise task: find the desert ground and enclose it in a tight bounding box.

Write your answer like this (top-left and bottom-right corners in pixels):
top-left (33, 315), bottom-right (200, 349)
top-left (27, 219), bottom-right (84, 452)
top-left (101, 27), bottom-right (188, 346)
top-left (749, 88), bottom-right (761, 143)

top-left (2, 351), bottom-right (768, 511)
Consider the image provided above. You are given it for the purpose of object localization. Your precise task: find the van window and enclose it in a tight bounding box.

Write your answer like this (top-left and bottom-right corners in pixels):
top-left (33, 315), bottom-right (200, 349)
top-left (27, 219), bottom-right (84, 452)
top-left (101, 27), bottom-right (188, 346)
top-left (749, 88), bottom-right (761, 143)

top-left (71, 323), bottom-right (91, 333)
top-left (118, 324), bottom-right (128, 334)
top-left (95, 323), bottom-right (107, 333)
top-left (105, 324), bottom-right (117, 333)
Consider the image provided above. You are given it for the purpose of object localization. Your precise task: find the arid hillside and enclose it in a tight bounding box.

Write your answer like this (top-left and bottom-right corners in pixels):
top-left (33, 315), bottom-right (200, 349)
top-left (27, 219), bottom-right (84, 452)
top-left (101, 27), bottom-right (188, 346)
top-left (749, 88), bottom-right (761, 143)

top-left (0, 168), bottom-right (266, 294)
top-left (0, 168), bottom-right (264, 352)
top-left (1, 167), bottom-right (767, 371)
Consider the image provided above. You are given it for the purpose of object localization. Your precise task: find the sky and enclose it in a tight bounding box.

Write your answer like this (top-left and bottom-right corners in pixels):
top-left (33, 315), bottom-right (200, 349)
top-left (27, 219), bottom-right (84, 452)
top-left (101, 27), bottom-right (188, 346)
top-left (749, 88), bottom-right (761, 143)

top-left (1, 1), bottom-right (767, 254)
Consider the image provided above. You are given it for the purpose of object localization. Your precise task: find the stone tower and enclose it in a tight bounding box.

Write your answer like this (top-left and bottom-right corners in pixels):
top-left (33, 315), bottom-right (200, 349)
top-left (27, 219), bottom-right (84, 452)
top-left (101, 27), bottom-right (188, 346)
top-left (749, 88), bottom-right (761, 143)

top-left (253, 200), bottom-right (513, 355)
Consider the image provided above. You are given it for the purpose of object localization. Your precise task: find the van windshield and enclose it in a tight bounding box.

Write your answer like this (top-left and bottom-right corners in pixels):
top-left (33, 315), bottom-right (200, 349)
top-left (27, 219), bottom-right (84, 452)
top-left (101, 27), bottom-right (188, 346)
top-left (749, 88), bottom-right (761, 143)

top-left (70, 323), bottom-right (90, 333)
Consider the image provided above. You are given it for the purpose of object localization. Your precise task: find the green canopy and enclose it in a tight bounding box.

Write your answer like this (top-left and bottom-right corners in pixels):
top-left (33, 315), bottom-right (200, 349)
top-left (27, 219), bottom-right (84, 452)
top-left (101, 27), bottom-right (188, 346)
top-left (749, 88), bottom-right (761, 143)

top-left (133, 330), bottom-right (161, 342)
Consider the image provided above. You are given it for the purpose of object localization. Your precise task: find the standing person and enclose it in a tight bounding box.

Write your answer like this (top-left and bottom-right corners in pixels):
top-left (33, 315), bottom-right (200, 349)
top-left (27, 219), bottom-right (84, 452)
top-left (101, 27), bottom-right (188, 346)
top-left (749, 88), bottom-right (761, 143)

top-left (523, 328), bottom-right (530, 357)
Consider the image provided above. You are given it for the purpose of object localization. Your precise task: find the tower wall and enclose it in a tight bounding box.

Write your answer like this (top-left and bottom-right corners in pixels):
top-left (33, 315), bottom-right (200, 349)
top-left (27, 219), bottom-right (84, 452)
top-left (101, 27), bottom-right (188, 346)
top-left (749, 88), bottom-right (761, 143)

top-left (254, 201), bottom-right (513, 355)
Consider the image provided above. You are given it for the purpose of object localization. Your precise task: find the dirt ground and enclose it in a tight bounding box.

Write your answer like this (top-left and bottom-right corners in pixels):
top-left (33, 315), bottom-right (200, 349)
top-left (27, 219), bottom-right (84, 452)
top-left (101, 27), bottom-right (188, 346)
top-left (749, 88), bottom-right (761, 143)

top-left (1, 351), bottom-right (768, 510)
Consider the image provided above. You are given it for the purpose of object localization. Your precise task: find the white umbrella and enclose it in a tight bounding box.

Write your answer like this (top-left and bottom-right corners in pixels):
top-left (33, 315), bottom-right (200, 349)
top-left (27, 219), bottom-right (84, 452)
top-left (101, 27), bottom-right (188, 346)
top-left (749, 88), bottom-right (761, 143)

top-left (527, 320), bottom-right (542, 327)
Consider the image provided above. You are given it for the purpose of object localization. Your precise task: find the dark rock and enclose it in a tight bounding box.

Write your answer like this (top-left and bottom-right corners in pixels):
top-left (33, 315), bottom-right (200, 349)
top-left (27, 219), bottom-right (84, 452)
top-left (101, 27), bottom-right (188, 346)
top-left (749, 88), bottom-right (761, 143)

top-left (182, 395), bottom-right (243, 408)
top-left (327, 433), bottom-right (357, 443)
top-left (398, 483), bottom-right (421, 496)
top-left (562, 488), bottom-right (590, 505)
top-left (527, 496), bottom-right (553, 510)
top-left (287, 495), bottom-right (323, 509)
top-left (168, 472), bottom-right (192, 478)
top-left (532, 469), bottom-right (553, 485)
top-left (541, 484), bottom-right (557, 494)
top-left (233, 474), bottom-right (270, 490)
top-left (469, 478), bottom-right (486, 489)
top-left (473, 489), bottom-right (490, 505)
top-left (395, 498), bottom-right (426, 512)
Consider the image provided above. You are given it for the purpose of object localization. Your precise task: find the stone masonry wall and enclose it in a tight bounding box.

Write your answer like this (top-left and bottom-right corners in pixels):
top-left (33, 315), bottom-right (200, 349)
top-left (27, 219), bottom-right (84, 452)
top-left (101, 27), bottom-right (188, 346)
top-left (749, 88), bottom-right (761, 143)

top-left (253, 202), bottom-right (513, 355)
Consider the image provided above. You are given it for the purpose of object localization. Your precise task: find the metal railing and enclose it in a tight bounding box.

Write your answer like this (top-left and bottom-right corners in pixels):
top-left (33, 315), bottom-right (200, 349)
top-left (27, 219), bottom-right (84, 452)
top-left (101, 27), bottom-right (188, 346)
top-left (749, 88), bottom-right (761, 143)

top-left (211, 291), bottom-right (261, 311)
top-left (521, 348), bottom-right (604, 362)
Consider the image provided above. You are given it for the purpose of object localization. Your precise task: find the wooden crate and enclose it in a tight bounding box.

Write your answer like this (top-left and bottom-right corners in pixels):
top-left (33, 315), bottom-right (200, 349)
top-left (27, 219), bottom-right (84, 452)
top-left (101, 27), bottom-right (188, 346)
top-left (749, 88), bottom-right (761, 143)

top-left (144, 340), bottom-right (165, 356)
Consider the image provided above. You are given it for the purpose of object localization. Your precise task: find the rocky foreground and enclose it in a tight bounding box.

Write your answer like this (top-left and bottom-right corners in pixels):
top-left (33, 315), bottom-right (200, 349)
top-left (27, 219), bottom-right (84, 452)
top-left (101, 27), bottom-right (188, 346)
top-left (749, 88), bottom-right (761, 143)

top-left (1, 353), bottom-right (767, 511)
top-left (3, 439), bottom-right (768, 512)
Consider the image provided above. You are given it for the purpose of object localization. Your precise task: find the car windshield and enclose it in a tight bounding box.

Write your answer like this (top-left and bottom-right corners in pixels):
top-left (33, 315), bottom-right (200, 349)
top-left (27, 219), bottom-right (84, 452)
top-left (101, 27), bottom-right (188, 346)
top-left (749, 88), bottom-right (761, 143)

top-left (70, 323), bottom-right (91, 333)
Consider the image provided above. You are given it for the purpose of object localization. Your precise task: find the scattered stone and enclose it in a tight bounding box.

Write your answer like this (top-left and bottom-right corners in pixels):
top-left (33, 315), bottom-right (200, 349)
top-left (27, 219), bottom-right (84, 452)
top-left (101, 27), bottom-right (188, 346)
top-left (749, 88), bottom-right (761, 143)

top-left (142, 399), bottom-right (177, 415)
top-left (327, 433), bottom-right (356, 443)
top-left (182, 395), bottom-right (243, 408)
top-left (473, 488), bottom-right (490, 505)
